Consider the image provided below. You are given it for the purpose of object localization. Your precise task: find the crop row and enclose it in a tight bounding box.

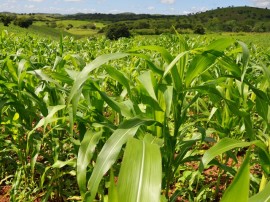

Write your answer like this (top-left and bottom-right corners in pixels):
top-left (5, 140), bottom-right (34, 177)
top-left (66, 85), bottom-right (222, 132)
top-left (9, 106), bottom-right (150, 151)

top-left (0, 30), bottom-right (270, 201)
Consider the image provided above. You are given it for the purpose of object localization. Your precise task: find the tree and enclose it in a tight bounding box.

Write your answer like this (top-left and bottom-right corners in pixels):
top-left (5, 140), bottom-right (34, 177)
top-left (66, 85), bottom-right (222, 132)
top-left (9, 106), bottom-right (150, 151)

top-left (79, 23), bottom-right (96, 29)
top-left (223, 20), bottom-right (237, 32)
top-left (176, 23), bottom-right (193, 30)
top-left (134, 21), bottom-right (150, 29)
top-left (50, 21), bottom-right (57, 28)
top-left (14, 17), bottom-right (33, 28)
top-left (0, 15), bottom-right (15, 26)
top-left (66, 24), bottom-right (73, 30)
top-left (194, 25), bottom-right (206, 35)
top-left (105, 23), bottom-right (131, 40)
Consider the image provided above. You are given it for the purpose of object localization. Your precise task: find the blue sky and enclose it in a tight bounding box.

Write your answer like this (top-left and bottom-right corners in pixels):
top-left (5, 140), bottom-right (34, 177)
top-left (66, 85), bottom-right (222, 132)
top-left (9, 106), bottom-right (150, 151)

top-left (1, 0), bottom-right (269, 15)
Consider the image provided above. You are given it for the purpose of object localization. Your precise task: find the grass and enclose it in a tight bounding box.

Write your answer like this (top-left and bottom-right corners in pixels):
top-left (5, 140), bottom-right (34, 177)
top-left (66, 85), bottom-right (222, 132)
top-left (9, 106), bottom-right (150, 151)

top-left (55, 20), bottom-right (105, 28)
top-left (0, 23), bottom-right (101, 40)
top-left (206, 32), bottom-right (270, 49)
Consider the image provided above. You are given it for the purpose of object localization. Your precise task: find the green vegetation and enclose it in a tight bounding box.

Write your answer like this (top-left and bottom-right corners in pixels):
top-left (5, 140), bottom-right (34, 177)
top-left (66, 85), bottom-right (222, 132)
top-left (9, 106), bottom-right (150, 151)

top-left (105, 23), bottom-right (131, 40)
top-left (1, 6), bottom-right (270, 38)
top-left (61, 6), bottom-right (270, 34)
top-left (0, 14), bottom-right (15, 26)
top-left (13, 17), bottom-right (33, 28)
top-left (193, 25), bottom-right (206, 35)
top-left (0, 5), bottom-right (270, 202)
top-left (0, 24), bottom-right (270, 201)
top-left (0, 6), bottom-right (270, 42)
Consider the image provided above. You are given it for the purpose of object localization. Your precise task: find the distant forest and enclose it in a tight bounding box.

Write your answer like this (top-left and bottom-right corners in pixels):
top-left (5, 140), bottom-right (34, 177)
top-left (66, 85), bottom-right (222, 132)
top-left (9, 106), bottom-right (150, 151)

top-left (61, 6), bottom-right (270, 34)
top-left (1, 6), bottom-right (270, 35)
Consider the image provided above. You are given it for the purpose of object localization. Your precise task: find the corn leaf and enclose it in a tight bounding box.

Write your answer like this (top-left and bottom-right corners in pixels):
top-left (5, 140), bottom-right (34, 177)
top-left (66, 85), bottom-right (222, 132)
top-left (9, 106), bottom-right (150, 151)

top-left (68, 52), bottom-right (129, 103)
top-left (77, 130), bottom-right (103, 197)
top-left (108, 169), bottom-right (119, 202)
top-left (206, 38), bottom-right (235, 51)
top-left (201, 138), bottom-right (268, 168)
top-left (86, 118), bottom-right (156, 201)
top-left (256, 96), bottom-right (269, 122)
top-left (130, 45), bottom-right (173, 63)
top-left (249, 181), bottom-right (270, 202)
top-left (220, 151), bottom-right (250, 202)
top-left (163, 51), bottom-right (189, 77)
top-left (105, 65), bottom-right (131, 94)
top-left (186, 38), bottom-right (235, 86)
top-left (185, 50), bottom-right (220, 87)
top-left (138, 71), bottom-right (158, 101)
top-left (117, 137), bottom-right (162, 202)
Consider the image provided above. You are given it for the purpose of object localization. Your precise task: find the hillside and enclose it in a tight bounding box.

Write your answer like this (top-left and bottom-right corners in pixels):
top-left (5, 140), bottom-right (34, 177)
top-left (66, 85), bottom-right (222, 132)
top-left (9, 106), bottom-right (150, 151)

top-left (194, 6), bottom-right (270, 32)
top-left (61, 6), bottom-right (270, 34)
top-left (1, 6), bottom-right (270, 38)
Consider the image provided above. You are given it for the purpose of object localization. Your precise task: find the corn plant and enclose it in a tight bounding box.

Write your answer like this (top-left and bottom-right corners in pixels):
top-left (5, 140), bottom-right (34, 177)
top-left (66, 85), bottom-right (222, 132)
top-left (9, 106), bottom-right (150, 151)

top-left (1, 29), bottom-right (270, 201)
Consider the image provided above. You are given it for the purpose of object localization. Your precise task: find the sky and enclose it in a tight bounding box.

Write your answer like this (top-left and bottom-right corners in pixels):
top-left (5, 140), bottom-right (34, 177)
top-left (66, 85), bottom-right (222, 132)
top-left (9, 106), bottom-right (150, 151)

top-left (0, 0), bottom-right (270, 15)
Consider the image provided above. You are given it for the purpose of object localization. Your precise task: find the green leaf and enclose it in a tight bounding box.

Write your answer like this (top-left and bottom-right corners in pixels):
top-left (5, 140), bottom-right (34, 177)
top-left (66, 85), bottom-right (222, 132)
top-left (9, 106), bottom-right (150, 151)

top-left (128, 53), bottom-right (164, 75)
top-left (237, 41), bottom-right (250, 82)
top-left (77, 130), bottom-right (103, 197)
top-left (201, 138), bottom-right (265, 167)
top-left (21, 88), bottom-right (48, 116)
top-left (52, 159), bottom-right (76, 168)
top-left (117, 138), bottom-right (162, 202)
top-left (33, 105), bottom-right (66, 130)
top-left (30, 136), bottom-right (42, 179)
top-left (163, 51), bottom-right (189, 91)
top-left (138, 71), bottom-right (157, 101)
top-left (46, 71), bottom-right (73, 85)
top-left (185, 50), bottom-right (221, 86)
top-left (87, 118), bottom-right (155, 201)
top-left (256, 96), bottom-right (269, 122)
top-left (185, 38), bottom-right (235, 86)
top-left (5, 58), bottom-right (18, 82)
top-left (206, 38), bottom-right (235, 51)
top-left (68, 53), bottom-right (128, 103)
top-left (31, 69), bottom-right (61, 87)
top-left (249, 181), bottom-right (270, 202)
top-left (131, 45), bottom-right (173, 64)
top-left (98, 91), bottom-right (135, 118)
top-left (18, 59), bottom-right (30, 89)
top-left (220, 151), bottom-right (250, 202)
top-left (105, 65), bottom-right (131, 94)
top-left (162, 85), bottom-right (173, 118)
top-left (163, 51), bottom-right (189, 77)
top-left (243, 114), bottom-right (255, 140)
top-left (218, 55), bottom-right (241, 76)
top-left (108, 169), bottom-right (118, 202)
top-left (52, 56), bottom-right (65, 71)
top-left (27, 105), bottom-right (66, 155)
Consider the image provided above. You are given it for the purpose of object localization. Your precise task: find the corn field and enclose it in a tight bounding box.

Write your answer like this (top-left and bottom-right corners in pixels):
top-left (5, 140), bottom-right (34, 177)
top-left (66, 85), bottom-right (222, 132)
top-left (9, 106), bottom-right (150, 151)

top-left (0, 30), bottom-right (270, 202)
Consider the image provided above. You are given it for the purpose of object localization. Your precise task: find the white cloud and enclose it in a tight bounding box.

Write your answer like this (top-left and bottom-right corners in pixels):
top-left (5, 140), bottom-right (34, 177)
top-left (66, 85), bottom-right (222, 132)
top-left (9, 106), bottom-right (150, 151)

top-left (147, 6), bottom-right (155, 10)
top-left (24, 4), bottom-right (35, 9)
top-left (28, 0), bottom-right (44, 2)
top-left (182, 6), bottom-right (208, 14)
top-left (160, 0), bottom-right (175, 5)
top-left (81, 8), bottom-right (96, 13)
top-left (109, 9), bottom-right (121, 13)
top-left (252, 0), bottom-right (270, 7)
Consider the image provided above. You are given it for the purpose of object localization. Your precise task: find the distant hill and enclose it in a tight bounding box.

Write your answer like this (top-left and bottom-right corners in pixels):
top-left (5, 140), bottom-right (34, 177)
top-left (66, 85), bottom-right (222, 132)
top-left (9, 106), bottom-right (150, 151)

top-left (197, 6), bottom-right (270, 21)
top-left (60, 6), bottom-right (270, 33)
top-left (1, 6), bottom-right (270, 38)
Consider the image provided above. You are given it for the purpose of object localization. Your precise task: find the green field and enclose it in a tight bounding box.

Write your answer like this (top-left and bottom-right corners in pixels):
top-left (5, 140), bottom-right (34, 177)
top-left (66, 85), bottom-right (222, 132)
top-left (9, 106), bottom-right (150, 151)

top-left (0, 23), bottom-right (270, 202)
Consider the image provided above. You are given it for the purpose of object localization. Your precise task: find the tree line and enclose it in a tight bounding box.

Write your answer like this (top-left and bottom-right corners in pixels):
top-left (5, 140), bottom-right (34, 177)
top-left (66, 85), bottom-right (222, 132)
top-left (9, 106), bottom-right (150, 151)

top-left (63, 6), bottom-right (270, 34)
top-left (0, 14), bottom-right (33, 28)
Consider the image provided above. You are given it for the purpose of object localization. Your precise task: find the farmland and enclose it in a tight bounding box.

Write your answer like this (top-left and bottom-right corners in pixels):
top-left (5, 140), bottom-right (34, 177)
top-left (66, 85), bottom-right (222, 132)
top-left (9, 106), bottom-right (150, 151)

top-left (1, 14), bottom-right (270, 202)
